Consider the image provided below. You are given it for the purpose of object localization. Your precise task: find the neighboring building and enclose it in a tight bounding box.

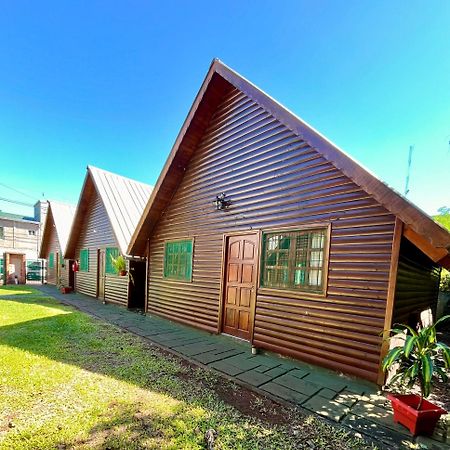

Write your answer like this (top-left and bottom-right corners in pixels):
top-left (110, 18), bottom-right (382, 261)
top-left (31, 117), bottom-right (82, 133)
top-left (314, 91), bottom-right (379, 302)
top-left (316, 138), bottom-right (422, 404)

top-left (64, 166), bottom-right (152, 307)
top-left (0, 200), bottom-right (48, 284)
top-left (128, 60), bottom-right (450, 384)
top-left (39, 201), bottom-right (76, 288)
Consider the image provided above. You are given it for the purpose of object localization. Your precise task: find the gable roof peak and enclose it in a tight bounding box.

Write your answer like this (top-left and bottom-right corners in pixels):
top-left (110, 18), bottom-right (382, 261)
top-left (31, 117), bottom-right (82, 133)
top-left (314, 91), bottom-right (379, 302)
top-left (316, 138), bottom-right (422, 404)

top-left (127, 60), bottom-right (450, 268)
top-left (65, 166), bottom-right (153, 258)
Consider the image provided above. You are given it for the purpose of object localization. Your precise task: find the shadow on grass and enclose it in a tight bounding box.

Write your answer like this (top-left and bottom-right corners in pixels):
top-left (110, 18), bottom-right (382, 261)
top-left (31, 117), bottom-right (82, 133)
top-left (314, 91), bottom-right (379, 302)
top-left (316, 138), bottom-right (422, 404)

top-left (0, 288), bottom-right (308, 449)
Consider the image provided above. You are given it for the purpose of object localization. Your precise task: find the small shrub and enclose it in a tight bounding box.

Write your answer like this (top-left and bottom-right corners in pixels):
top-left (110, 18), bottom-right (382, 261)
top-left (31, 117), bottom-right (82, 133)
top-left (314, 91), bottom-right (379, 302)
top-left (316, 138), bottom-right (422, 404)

top-left (440, 269), bottom-right (450, 293)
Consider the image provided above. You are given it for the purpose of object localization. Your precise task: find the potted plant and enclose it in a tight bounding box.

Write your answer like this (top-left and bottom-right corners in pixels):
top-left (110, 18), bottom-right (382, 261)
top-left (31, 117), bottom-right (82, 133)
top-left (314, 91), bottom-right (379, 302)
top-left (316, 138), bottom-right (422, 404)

top-left (56, 277), bottom-right (72, 294)
top-left (111, 254), bottom-right (127, 276)
top-left (382, 315), bottom-right (450, 435)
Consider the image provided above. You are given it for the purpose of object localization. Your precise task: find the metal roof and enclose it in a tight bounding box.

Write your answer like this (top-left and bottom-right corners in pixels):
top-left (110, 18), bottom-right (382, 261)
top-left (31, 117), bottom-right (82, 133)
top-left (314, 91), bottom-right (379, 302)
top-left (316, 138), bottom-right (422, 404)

top-left (50, 201), bottom-right (76, 254)
top-left (89, 166), bottom-right (153, 255)
top-left (65, 166), bottom-right (153, 257)
top-left (0, 211), bottom-right (38, 223)
top-left (39, 200), bottom-right (76, 258)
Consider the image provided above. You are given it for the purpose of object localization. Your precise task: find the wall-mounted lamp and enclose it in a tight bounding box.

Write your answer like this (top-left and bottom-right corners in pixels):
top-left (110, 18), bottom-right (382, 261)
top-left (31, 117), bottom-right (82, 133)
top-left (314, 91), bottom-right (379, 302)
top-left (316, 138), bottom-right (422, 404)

top-left (213, 193), bottom-right (231, 211)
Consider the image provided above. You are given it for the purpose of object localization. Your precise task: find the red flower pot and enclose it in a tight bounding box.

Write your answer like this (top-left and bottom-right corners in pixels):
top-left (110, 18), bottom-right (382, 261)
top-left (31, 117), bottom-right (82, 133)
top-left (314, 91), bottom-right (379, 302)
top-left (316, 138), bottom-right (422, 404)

top-left (387, 394), bottom-right (446, 436)
top-left (60, 287), bottom-right (73, 294)
top-left (119, 270), bottom-right (127, 276)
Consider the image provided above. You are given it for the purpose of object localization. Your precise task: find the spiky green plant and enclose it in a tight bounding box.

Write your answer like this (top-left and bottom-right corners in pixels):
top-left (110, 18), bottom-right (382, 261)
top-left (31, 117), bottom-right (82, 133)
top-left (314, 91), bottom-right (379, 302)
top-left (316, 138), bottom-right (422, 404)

top-left (110, 254), bottom-right (127, 275)
top-left (383, 315), bottom-right (450, 410)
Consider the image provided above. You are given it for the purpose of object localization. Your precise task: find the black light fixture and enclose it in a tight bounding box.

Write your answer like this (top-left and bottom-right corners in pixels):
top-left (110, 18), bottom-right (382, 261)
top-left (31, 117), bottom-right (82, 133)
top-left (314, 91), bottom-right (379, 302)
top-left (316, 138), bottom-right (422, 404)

top-left (213, 193), bottom-right (231, 210)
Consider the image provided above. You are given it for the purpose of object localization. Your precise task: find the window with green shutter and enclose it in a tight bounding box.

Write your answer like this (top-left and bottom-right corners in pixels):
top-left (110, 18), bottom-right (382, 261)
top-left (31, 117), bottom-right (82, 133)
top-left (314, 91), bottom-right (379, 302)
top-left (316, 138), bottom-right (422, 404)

top-left (60, 253), bottom-right (64, 267)
top-left (80, 249), bottom-right (89, 272)
top-left (164, 240), bottom-right (193, 281)
top-left (105, 247), bottom-right (119, 274)
top-left (49, 252), bottom-right (54, 269)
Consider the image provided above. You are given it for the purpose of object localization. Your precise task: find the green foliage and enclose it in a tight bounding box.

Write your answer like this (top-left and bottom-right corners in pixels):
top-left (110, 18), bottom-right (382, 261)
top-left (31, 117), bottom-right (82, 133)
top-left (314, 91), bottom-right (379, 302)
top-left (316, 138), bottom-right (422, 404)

top-left (110, 253), bottom-right (126, 274)
top-left (441, 270), bottom-right (450, 292)
top-left (434, 206), bottom-right (450, 231)
top-left (383, 315), bottom-right (450, 405)
top-left (434, 207), bottom-right (450, 292)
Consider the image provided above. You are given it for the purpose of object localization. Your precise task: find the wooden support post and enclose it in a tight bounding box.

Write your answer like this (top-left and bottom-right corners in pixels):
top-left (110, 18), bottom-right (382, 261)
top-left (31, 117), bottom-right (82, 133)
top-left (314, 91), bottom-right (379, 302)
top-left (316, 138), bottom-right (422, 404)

top-left (144, 239), bottom-right (150, 313)
top-left (377, 217), bottom-right (403, 385)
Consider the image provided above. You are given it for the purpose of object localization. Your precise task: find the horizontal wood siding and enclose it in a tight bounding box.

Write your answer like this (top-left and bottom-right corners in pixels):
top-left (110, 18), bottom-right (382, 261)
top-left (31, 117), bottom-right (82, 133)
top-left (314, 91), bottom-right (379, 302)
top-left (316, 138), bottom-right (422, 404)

top-left (42, 213), bottom-right (70, 286)
top-left (104, 270), bottom-right (129, 306)
top-left (148, 88), bottom-right (396, 381)
top-left (46, 222), bottom-right (59, 286)
top-left (393, 237), bottom-right (440, 325)
top-left (74, 186), bottom-right (128, 305)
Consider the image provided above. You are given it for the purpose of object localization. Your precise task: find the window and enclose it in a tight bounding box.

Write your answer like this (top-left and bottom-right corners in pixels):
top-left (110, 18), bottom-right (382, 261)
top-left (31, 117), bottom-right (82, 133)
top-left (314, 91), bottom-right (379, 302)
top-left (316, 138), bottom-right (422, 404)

top-left (261, 228), bottom-right (327, 293)
top-left (49, 252), bottom-right (54, 269)
top-left (105, 247), bottom-right (119, 274)
top-left (0, 227), bottom-right (4, 239)
top-left (164, 240), bottom-right (193, 281)
top-left (80, 249), bottom-right (89, 272)
top-left (28, 230), bottom-right (36, 236)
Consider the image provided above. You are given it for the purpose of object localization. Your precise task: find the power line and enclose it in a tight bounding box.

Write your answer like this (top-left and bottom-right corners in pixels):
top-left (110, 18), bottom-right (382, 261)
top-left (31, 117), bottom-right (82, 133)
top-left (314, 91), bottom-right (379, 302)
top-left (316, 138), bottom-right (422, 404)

top-left (0, 182), bottom-right (39, 201)
top-left (0, 196), bottom-right (35, 207)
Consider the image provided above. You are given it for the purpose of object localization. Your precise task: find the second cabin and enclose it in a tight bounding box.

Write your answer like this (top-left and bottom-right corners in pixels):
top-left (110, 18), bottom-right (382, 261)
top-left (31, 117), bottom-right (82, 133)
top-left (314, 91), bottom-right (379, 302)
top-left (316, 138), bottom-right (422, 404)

top-left (65, 166), bottom-right (152, 308)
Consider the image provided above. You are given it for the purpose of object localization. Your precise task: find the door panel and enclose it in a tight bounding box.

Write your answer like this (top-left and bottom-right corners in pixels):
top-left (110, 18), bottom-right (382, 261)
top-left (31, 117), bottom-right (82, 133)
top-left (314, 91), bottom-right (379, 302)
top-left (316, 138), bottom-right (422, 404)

top-left (222, 233), bottom-right (258, 340)
top-left (97, 249), bottom-right (105, 299)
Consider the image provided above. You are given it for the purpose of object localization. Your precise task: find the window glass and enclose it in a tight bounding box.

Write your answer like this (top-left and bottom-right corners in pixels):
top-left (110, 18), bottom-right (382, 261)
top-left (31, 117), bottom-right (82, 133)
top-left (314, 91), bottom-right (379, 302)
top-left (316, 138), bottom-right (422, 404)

top-left (164, 240), bottom-right (193, 281)
top-left (105, 247), bottom-right (119, 274)
top-left (261, 229), bottom-right (327, 292)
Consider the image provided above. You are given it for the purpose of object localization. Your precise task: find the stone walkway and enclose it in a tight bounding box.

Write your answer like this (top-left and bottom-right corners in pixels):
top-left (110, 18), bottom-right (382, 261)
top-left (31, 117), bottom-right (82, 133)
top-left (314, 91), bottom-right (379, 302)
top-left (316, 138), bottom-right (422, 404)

top-left (37, 285), bottom-right (449, 449)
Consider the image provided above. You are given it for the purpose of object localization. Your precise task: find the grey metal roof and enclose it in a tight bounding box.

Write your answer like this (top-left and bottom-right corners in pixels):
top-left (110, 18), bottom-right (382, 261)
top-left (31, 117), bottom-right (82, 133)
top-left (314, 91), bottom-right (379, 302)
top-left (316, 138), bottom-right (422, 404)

top-left (87, 166), bottom-right (153, 255)
top-left (0, 211), bottom-right (38, 223)
top-left (49, 200), bottom-right (76, 254)
top-left (39, 200), bottom-right (76, 258)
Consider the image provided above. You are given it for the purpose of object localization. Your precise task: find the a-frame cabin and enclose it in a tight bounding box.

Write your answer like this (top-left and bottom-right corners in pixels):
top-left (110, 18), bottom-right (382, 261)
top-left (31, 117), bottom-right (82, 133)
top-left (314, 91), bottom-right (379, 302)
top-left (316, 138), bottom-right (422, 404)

top-left (65, 166), bottom-right (152, 308)
top-left (128, 60), bottom-right (450, 383)
top-left (39, 200), bottom-right (76, 288)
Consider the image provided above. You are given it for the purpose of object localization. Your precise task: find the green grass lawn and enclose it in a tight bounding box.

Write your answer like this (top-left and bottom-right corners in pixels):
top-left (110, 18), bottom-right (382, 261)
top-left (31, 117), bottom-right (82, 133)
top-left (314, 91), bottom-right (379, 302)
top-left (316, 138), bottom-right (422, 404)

top-left (0, 286), bottom-right (374, 449)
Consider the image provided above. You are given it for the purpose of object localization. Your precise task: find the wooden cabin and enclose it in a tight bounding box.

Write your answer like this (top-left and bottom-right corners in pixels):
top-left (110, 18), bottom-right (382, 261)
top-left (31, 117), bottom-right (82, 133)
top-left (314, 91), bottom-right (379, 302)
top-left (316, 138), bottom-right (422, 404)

top-left (128, 60), bottom-right (450, 384)
top-left (65, 166), bottom-right (152, 308)
top-left (39, 201), bottom-right (76, 288)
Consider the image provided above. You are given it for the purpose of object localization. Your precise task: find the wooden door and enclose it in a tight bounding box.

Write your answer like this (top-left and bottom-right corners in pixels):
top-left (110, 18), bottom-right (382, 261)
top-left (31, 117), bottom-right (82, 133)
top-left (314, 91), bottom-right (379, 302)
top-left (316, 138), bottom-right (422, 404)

top-left (222, 233), bottom-right (258, 340)
top-left (68, 260), bottom-right (75, 289)
top-left (97, 249), bottom-right (105, 299)
top-left (56, 252), bottom-right (61, 283)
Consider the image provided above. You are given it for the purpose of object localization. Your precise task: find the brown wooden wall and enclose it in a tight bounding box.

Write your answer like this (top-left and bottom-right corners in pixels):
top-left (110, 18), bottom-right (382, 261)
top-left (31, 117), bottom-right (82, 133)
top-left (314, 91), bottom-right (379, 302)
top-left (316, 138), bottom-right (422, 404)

top-left (42, 213), bottom-right (70, 287)
top-left (74, 187), bottom-right (129, 305)
top-left (147, 87), bottom-right (397, 382)
top-left (393, 237), bottom-right (440, 326)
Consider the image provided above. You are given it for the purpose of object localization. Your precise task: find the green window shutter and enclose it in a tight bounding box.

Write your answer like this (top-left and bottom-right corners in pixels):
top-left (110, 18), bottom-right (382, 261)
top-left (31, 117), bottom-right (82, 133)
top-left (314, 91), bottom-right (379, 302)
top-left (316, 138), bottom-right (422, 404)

top-left (60, 253), bottom-right (64, 267)
top-left (49, 253), bottom-right (54, 269)
top-left (105, 247), bottom-right (119, 274)
top-left (80, 249), bottom-right (89, 272)
top-left (164, 240), bottom-right (193, 281)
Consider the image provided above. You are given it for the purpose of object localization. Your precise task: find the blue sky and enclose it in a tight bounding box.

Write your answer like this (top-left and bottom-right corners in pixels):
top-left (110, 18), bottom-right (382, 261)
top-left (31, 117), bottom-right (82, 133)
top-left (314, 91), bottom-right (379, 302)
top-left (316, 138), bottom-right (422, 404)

top-left (1, 1), bottom-right (449, 217)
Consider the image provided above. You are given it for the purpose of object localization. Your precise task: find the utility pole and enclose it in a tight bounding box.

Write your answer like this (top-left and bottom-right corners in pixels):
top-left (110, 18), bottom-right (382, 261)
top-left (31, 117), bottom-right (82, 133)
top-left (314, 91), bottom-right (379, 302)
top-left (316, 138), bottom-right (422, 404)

top-left (404, 145), bottom-right (414, 196)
